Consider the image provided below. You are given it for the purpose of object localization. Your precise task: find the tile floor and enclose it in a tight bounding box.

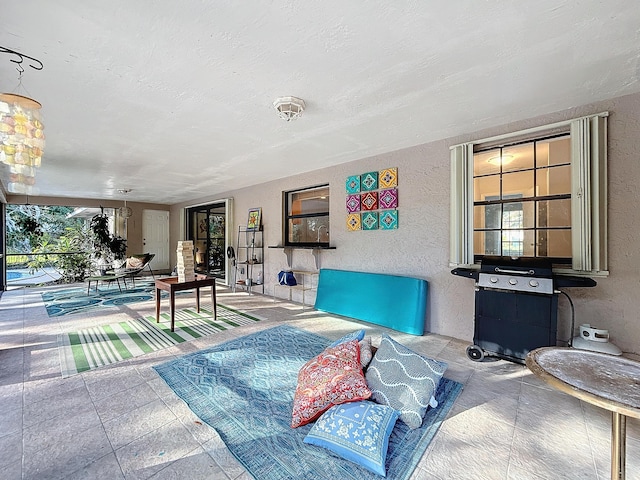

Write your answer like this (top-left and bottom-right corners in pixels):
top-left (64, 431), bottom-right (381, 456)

top-left (0, 282), bottom-right (638, 480)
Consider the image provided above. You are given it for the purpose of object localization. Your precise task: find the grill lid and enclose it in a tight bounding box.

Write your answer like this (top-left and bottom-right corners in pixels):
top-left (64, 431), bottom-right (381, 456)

top-left (480, 256), bottom-right (553, 278)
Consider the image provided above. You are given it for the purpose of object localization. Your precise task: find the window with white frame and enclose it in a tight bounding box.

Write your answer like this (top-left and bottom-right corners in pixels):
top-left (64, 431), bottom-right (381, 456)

top-left (450, 112), bottom-right (608, 275)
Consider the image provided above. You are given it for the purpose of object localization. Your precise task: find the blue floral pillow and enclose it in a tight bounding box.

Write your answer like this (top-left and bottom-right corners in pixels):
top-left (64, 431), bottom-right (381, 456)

top-left (327, 329), bottom-right (365, 348)
top-left (303, 400), bottom-right (399, 477)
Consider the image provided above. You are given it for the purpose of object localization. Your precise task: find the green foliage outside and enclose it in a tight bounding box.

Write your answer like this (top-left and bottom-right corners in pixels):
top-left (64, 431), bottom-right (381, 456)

top-left (6, 205), bottom-right (84, 254)
top-left (6, 254), bottom-right (29, 266)
top-left (6, 204), bottom-right (125, 283)
top-left (27, 225), bottom-right (94, 283)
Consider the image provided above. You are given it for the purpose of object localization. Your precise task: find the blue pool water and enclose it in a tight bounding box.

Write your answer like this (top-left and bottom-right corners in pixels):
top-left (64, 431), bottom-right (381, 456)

top-left (7, 271), bottom-right (27, 280)
top-left (6, 268), bottom-right (61, 285)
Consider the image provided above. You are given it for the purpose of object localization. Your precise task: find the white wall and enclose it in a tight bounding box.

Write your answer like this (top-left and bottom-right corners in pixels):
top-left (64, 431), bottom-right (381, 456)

top-left (171, 90), bottom-right (640, 355)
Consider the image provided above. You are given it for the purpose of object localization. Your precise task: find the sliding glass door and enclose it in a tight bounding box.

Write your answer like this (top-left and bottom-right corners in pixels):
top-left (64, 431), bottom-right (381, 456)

top-left (186, 200), bottom-right (231, 283)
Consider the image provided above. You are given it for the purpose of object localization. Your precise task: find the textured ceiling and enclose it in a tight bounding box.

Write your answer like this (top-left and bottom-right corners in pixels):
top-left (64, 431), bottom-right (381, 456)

top-left (1, 1), bottom-right (639, 204)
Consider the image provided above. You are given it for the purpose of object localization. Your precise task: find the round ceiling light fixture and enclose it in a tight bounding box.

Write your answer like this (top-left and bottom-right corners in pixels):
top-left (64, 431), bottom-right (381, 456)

top-left (273, 96), bottom-right (305, 121)
top-left (487, 154), bottom-right (514, 166)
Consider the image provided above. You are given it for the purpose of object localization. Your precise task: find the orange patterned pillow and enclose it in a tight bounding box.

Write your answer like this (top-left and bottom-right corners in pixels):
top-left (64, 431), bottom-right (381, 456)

top-left (291, 340), bottom-right (371, 428)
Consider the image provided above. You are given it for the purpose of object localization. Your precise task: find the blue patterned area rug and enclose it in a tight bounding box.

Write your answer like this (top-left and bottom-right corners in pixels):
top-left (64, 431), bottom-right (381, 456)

top-left (153, 325), bottom-right (463, 480)
top-left (42, 280), bottom-right (187, 317)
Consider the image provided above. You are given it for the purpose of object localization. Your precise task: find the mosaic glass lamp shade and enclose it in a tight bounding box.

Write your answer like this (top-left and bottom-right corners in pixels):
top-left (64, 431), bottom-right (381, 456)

top-left (118, 189), bottom-right (133, 218)
top-left (0, 93), bottom-right (45, 194)
top-left (120, 204), bottom-right (133, 219)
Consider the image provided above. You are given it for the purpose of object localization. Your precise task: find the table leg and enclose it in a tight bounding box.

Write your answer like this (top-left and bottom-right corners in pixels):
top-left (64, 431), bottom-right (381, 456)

top-left (170, 290), bottom-right (176, 332)
top-left (611, 412), bottom-right (627, 480)
top-left (195, 287), bottom-right (200, 313)
top-left (155, 287), bottom-right (161, 323)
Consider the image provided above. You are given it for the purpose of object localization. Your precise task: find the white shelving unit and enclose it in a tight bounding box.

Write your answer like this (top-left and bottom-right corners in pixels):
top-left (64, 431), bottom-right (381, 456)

top-left (273, 270), bottom-right (318, 309)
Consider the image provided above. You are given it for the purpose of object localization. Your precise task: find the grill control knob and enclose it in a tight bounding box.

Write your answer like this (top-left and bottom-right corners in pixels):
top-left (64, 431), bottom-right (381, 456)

top-left (529, 280), bottom-right (539, 288)
top-left (509, 278), bottom-right (518, 285)
top-left (490, 276), bottom-right (498, 283)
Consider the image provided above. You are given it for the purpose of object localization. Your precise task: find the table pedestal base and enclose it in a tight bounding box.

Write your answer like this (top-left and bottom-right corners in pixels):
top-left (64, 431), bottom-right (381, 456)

top-left (526, 347), bottom-right (640, 480)
top-left (612, 412), bottom-right (627, 480)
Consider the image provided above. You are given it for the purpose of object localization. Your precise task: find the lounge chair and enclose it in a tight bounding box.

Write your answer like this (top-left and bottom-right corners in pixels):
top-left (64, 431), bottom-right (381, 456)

top-left (120, 253), bottom-right (155, 287)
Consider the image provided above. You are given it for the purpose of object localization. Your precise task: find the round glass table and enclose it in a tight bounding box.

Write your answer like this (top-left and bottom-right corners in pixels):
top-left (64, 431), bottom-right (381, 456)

top-left (526, 347), bottom-right (640, 480)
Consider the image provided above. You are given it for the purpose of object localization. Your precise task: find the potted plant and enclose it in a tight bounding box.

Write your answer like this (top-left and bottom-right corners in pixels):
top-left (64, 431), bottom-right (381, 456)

top-left (110, 235), bottom-right (128, 267)
top-left (90, 208), bottom-right (127, 274)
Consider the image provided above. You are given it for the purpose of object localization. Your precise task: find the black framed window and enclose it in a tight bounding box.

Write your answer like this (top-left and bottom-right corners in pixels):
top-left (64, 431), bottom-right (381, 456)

top-left (284, 185), bottom-right (330, 247)
top-left (472, 135), bottom-right (572, 264)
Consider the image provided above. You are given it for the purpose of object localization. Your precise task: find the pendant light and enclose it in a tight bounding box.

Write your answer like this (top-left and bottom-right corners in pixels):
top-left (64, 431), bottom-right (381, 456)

top-left (0, 46), bottom-right (45, 195)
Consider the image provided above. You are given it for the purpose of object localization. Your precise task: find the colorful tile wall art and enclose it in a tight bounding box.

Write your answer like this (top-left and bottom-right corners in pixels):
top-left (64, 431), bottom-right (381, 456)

top-left (379, 210), bottom-right (398, 230)
top-left (360, 172), bottom-right (378, 191)
top-left (346, 175), bottom-right (361, 194)
top-left (346, 194), bottom-right (361, 213)
top-left (346, 213), bottom-right (361, 231)
top-left (379, 188), bottom-right (398, 209)
top-left (379, 168), bottom-right (398, 188)
top-left (361, 191), bottom-right (378, 211)
top-left (362, 212), bottom-right (378, 230)
top-left (345, 167), bottom-right (398, 230)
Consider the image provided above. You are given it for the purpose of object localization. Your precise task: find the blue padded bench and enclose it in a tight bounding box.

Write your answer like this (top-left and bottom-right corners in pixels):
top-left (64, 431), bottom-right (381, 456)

top-left (314, 268), bottom-right (428, 335)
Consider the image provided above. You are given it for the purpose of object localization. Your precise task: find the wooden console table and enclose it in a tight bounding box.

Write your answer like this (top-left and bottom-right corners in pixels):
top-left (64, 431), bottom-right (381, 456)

top-left (526, 347), bottom-right (640, 480)
top-left (155, 274), bottom-right (217, 332)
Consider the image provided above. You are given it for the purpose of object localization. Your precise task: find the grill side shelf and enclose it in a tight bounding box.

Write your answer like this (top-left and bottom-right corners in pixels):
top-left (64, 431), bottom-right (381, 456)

top-left (554, 276), bottom-right (597, 288)
top-left (450, 267), bottom-right (479, 280)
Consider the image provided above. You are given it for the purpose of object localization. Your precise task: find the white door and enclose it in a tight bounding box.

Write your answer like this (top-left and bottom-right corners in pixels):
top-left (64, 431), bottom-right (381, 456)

top-left (142, 210), bottom-right (170, 271)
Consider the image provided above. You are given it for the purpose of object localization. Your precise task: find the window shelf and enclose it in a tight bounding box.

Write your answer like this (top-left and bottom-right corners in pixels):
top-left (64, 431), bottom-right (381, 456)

top-left (268, 245), bottom-right (335, 269)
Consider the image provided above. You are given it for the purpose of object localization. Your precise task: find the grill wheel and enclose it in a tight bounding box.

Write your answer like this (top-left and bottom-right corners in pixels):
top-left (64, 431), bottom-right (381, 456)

top-left (466, 345), bottom-right (485, 362)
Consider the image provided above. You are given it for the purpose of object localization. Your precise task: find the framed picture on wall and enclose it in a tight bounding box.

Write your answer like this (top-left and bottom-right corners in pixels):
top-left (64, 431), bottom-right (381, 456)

top-left (247, 207), bottom-right (262, 230)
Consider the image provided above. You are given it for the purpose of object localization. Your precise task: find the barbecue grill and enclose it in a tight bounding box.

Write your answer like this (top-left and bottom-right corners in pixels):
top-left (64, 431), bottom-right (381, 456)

top-left (452, 256), bottom-right (596, 364)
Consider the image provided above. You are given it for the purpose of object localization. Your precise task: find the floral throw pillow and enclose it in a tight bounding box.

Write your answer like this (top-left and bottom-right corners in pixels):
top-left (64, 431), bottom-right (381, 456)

top-left (291, 340), bottom-right (371, 428)
top-left (304, 400), bottom-right (400, 476)
top-left (365, 333), bottom-right (447, 429)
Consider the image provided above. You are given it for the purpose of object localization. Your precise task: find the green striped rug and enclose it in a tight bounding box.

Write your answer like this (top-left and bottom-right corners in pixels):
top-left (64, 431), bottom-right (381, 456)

top-left (58, 304), bottom-right (262, 377)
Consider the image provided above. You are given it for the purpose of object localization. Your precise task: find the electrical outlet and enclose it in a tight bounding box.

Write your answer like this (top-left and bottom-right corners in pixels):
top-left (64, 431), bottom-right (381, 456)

top-left (240, 267), bottom-right (245, 274)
